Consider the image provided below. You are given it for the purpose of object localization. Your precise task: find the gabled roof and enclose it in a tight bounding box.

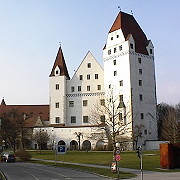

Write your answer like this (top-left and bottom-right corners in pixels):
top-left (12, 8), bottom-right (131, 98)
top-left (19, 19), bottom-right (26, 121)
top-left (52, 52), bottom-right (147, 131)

top-left (71, 51), bottom-right (103, 79)
top-left (109, 11), bottom-right (149, 55)
top-left (49, 46), bottom-right (70, 79)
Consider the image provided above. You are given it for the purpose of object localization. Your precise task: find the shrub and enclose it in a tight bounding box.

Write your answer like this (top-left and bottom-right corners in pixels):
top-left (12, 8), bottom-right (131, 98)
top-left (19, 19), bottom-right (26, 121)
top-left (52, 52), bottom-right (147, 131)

top-left (15, 150), bottom-right (32, 161)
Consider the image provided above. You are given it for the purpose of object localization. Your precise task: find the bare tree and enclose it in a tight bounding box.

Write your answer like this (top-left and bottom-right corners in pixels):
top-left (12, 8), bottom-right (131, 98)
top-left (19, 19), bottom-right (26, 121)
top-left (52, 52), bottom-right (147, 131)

top-left (0, 108), bottom-right (29, 151)
top-left (33, 129), bottom-right (50, 152)
top-left (90, 89), bottom-right (132, 152)
top-left (74, 132), bottom-right (83, 151)
top-left (160, 106), bottom-right (180, 144)
top-left (132, 124), bottom-right (144, 150)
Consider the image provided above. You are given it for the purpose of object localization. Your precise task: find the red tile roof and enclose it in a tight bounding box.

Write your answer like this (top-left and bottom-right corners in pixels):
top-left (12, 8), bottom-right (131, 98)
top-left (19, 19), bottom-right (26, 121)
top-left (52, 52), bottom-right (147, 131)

top-left (49, 46), bottom-right (70, 79)
top-left (0, 103), bottom-right (49, 127)
top-left (109, 11), bottom-right (149, 55)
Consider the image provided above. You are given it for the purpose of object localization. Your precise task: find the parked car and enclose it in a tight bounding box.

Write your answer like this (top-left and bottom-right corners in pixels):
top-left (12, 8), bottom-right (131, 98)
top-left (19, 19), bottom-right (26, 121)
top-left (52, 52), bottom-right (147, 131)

top-left (1, 152), bottom-right (16, 162)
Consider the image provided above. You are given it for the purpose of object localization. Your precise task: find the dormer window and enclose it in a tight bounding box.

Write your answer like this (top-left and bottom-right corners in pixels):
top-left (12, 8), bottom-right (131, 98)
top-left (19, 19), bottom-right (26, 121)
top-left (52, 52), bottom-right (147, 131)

top-left (55, 66), bottom-right (60, 76)
top-left (117, 35), bottom-right (119, 38)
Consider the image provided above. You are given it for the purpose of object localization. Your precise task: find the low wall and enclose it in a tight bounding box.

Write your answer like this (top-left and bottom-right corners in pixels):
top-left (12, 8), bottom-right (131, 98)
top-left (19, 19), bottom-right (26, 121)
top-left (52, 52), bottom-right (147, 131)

top-left (144, 140), bottom-right (169, 150)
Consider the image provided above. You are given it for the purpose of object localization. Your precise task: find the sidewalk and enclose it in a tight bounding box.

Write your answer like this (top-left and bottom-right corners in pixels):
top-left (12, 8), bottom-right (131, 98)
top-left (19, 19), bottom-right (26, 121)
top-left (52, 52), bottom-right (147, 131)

top-left (32, 158), bottom-right (180, 180)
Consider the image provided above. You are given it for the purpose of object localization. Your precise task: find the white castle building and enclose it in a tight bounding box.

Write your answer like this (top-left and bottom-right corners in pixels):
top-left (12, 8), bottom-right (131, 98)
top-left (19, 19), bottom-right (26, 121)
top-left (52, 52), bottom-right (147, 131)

top-left (44, 11), bottom-right (157, 150)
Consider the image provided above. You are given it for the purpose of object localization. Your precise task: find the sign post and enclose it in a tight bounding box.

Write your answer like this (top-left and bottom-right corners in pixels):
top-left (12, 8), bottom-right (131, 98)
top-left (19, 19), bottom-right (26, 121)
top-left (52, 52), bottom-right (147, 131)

top-left (115, 147), bottom-right (121, 180)
top-left (111, 146), bottom-right (121, 179)
top-left (54, 144), bottom-right (67, 166)
top-left (137, 146), bottom-right (143, 180)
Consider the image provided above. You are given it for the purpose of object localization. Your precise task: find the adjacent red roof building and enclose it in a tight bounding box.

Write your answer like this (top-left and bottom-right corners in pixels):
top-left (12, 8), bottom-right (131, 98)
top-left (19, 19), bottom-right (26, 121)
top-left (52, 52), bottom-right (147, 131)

top-left (0, 99), bottom-right (49, 128)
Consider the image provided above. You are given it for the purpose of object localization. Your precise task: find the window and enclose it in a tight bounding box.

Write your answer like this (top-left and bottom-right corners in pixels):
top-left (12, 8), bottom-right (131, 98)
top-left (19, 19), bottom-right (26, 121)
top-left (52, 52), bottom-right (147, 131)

top-left (56, 70), bottom-right (59, 75)
top-left (69, 101), bottom-right (74, 107)
top-left (119, 80), bottom-right (123, 86)
top-left (95, 74), bottom-right (98, 79)
top-left (56, 84), bottom-right (59, 90)
top-left (141, 113), bottom-right (144, 119)
top-left (144, 129), bottom-right (147, 135)
top-left (71, 116), bottom-right (76, 123)
top-left (108, 49), bottom-right (111, 55)
top-left (87, 63), bottom-right (91, 68)
top-left (139, 69), bottom-right (142, 75)
top-left (114, 48), bottom-right (117, 53)
top-left (150, 49), bottom-right (153, 54)
top-left (55, 117), bottom-right (60, 123)
top-left (80, 75), bottom-right (83, 80)
top-left (138, 58), bottom-right (142, 64)
top-left (83, 100), bottom-right (88, 106)
top-left (87, 74), bottom-right (90, 80)
top-left (55, 102), bottom-right (59, 108)
top-left (139, 80), bottom-right (142, 86)
top-left (117, 35), bottom-right (119, 38)
top-left (119, 95), bottom-right (123, 102)
top-left (119, 45), bottom-right (122, 51)
top-left (130, 43), bottom-right (133, 49)
top-left (78, 86), bottom-right (81, 91)
top-left (119, 113), bottom-right (123, 120)
top-left (111, 37), bottom-right (113, 40)
top-left (87, 86), bottom-right (90, 91)
top-left (113, 60), bottom-right (116, 65)
top-left (139, 94), bottom-right (143, 101)
top-left (97, 85), bottom-right (101, 90)
top-left (114, 71), bottom-right (117, 76)
top-left (83, 116), bottom-right (88, 123)
top-left (71, 86), bottom-right (75, 92)
top-left (100, 115), bottom-right (105, 123)
top-left (100, 99), bottom-right (105, 106)
top-left (109, 84), bottom-right (111, 89)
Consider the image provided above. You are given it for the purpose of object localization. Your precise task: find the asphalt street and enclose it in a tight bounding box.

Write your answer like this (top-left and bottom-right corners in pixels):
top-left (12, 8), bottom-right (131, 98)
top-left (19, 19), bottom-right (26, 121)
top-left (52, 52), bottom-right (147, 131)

top-left (0, 162), bottom-right (109, 180)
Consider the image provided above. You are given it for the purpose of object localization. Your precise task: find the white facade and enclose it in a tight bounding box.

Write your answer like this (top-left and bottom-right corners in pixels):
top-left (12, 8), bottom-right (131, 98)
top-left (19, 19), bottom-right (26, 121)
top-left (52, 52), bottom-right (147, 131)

top-left (47, 12), bottom-right (157, 150)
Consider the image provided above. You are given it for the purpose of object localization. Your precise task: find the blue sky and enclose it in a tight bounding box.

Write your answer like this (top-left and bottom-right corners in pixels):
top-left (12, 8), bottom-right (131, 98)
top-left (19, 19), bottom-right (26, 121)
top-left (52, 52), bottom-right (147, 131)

top-left (0, 0), bottom-right (179, 105)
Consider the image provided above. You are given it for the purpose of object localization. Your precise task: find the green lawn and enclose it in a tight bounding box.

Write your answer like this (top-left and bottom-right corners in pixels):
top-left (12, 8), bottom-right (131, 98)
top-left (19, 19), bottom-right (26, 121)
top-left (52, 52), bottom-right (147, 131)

top-left (29, 150), bottom-right (162, 171)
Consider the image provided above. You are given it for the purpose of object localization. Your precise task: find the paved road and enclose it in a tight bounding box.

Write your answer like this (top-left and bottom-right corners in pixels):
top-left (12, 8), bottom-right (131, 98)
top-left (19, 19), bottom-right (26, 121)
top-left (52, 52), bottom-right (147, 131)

top-left (0, 162), bottom-right (109, 180)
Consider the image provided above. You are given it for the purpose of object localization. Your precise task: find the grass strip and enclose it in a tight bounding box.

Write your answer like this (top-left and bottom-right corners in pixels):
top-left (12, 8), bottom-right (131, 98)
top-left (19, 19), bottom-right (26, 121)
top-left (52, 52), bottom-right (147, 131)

top-left (30, 160), bottom-right (136, 179)
top-left (29, 150), bottom-right (180, 172)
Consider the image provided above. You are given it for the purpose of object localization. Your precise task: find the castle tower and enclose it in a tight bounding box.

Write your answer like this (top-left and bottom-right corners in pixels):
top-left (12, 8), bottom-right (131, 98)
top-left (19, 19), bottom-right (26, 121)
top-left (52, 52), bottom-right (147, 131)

top-left (49, 46), bottom-right (70, 125)
top-left (103, 12), bottom-right (157, 141)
